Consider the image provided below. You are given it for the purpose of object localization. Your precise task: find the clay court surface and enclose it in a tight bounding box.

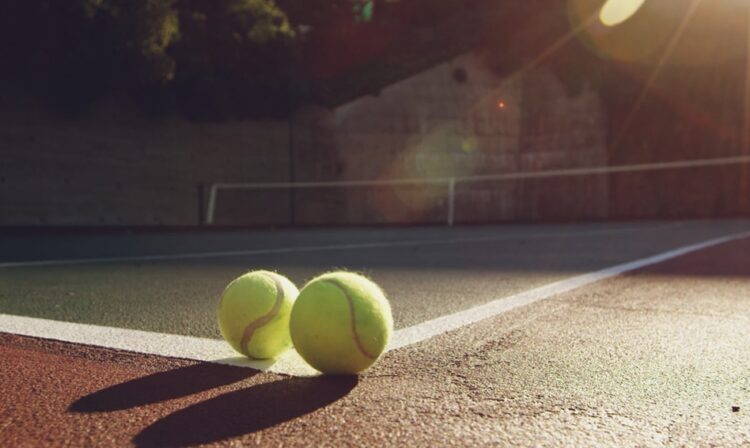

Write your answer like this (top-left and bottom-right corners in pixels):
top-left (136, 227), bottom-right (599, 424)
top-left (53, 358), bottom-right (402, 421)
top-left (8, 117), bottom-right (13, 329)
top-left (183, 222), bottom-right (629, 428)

top-left (2, 220), bottom-right (750, 446)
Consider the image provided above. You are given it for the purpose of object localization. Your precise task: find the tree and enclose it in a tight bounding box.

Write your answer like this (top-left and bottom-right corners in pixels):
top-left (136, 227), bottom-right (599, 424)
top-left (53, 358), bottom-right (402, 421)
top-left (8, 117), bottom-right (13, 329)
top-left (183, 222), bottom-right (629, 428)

top-left (97, 0), bottom-right (181, 85)
top-left (0, 0), bottom-right (294, 116)
top-left (169, 0), bottom-right (296, 119)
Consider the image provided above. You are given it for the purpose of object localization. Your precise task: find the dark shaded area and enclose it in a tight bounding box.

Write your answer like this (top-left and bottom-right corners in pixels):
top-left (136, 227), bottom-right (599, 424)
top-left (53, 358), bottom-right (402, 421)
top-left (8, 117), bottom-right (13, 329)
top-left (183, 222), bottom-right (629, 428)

top-left (0, 0), bottom-right (497, 119)
top-left (133, 376), bottom-right (358, 447)
top-left (167, 0), bottom-right (297, 120)
top-left (638, 235), bottom-right (750, 279)
top-left (289, 0), bottom-right (494, 107)
top-left (202, 232), bottom-right (750, 279)
top-left (69, 363), bottom-right (254, 413)
top-left (0, 0), bottom-right (181, 115)
top-left (3, 224), bottom-right (749, 278)
top-left (0, 0), bottom-right (294, 119)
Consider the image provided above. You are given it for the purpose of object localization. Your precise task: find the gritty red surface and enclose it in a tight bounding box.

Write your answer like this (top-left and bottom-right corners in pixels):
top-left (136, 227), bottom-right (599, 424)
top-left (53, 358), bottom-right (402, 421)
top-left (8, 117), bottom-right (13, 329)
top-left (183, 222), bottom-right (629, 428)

top-left (1, 236), bottom-right (749, 446)
top-left (0, 334), bottom-right (371, 447)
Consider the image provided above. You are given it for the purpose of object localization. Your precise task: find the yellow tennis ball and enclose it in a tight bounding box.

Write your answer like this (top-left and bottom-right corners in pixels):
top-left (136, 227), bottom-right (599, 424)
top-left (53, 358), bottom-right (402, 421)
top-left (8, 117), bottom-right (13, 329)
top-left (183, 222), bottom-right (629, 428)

top-left (290, 272), bottom-right (393, 374)
top-left (218, 270), bottom-right (298, 360)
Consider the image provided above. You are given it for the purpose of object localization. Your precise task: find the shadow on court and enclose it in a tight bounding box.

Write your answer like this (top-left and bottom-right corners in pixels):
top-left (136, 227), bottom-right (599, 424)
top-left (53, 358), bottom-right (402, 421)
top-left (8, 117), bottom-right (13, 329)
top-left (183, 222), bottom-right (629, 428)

top-left (238, 232), bottom-right (750, 279)
top-left (4, 224), bottom-right (750, 280)
top-left (69, 363), bottom-right (255, 413)
top-left (132, 376), bottom-right (358, 447)
top-left (639, 237), bottom-right (750, 278)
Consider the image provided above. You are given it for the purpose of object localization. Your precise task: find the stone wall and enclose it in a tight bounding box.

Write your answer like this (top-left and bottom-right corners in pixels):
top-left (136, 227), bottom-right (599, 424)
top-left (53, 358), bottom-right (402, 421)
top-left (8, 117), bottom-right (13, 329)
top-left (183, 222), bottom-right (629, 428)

top-left (1, 50), bottom-right (613, 227)
top-left (512, 69), bottom-right (609, 222)
top-left (290, 53), bottom-right (609, 225)
top-left (0, 89), bottom-right (290, 226)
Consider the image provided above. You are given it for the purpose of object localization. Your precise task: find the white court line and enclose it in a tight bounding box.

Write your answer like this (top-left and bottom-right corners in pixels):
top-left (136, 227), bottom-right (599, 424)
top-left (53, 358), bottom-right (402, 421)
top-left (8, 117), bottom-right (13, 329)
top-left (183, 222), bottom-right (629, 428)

top-left (0, 223), bottom-right (674, 268)
top-left (0, 314), bottom-right (319, 377)
top-left (1, 229), bottom-right (748, 377)
top-left (389, 229), bottom-right (750, 349)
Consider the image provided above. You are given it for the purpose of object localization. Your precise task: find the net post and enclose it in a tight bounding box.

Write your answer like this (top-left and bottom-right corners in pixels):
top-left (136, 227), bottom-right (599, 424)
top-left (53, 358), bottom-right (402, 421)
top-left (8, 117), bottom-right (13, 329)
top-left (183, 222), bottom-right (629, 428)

top-left (206, 184), bottom-right (218, 225)
top-left (447, 178), bottom-right (456, 226)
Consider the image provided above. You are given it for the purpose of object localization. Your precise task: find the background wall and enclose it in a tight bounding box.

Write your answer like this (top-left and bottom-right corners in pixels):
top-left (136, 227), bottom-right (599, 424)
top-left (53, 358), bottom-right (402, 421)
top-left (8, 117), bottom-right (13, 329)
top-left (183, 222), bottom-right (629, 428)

top-left (0, 87), bottom-right (290, 226)
top-left (607, 58), bottom-right (749, 220)
top-left (290, 53), bottom-right (608, 225)
top-left (3, 49), bottom-right (744, 227)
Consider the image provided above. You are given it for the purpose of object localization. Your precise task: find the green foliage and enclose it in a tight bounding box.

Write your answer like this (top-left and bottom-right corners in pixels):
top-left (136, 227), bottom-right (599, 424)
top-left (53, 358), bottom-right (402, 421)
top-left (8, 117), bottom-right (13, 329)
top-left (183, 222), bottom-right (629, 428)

top-left (353, 1), bottom-right (374, 23)
top-left (98, 0), bottom-right (181, 84)
top-left (0, 0), bottom-right (608, 120)
top-left (0, 0), bottom-right (294, 117)
top-left (225, 0), bottom-right (294, 43)
top-left (168, 0), bottom-right (296, 119)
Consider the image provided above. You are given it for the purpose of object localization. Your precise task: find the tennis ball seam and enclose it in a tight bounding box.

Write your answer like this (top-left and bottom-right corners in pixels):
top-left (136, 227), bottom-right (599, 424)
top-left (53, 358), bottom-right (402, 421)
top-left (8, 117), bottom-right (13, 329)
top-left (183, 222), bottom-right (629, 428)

top-left (239, 273), bottom-right (284, 359)
top-left (322, 279), bottom-right (377, 360)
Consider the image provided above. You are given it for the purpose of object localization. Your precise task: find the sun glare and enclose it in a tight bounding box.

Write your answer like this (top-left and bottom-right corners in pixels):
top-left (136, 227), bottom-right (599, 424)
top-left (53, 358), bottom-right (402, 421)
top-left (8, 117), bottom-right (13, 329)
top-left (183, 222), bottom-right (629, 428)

top-left (600, 0), bottom-right (647, 26)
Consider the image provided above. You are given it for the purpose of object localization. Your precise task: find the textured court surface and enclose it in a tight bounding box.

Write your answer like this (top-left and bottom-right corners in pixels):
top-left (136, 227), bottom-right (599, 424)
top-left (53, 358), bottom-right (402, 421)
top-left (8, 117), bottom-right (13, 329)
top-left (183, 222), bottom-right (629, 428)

top-left (1, 220), bottom-right (749, 446)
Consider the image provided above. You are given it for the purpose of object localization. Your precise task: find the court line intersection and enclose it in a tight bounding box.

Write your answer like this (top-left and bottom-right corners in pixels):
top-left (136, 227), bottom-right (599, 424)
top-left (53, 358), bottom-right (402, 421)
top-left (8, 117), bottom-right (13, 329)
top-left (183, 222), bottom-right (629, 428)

top-left (1, 229), bottom-right (748, 377)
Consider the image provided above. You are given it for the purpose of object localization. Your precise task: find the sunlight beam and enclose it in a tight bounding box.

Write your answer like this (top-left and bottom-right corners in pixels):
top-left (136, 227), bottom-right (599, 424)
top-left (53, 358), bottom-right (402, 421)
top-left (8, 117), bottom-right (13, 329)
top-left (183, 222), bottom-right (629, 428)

top-left (612, 0), bottom-right (704, 151)
top-left (505, 13), bottom-right (600, 85)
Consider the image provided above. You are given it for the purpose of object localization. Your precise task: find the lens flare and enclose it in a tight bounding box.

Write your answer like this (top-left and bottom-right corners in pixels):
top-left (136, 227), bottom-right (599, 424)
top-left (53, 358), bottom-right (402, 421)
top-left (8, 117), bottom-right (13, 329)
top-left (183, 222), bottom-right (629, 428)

top-left (600, 0), bottom-right (647, 27)
top-left (568, 0), bottom-right (675, 64)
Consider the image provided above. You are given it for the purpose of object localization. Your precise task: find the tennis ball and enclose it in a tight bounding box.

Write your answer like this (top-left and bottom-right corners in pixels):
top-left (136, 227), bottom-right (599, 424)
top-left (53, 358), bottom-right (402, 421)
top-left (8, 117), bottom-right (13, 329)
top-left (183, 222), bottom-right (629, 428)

top-left (218, 270), bottom-right (298, 360)
top-left (290, 272), bottom-right (393, 374)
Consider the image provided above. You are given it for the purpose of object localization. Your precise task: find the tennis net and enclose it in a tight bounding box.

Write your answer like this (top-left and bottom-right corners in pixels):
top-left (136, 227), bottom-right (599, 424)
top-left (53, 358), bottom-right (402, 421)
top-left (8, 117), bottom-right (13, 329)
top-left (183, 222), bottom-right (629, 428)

top-left (206, 155), bottom-right (750, 227)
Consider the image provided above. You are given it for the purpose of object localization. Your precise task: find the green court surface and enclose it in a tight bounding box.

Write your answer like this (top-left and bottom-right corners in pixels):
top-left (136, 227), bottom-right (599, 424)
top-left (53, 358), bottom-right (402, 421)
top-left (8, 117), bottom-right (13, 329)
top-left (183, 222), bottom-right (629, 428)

top-left (2, 220), bottom-right (749, 339)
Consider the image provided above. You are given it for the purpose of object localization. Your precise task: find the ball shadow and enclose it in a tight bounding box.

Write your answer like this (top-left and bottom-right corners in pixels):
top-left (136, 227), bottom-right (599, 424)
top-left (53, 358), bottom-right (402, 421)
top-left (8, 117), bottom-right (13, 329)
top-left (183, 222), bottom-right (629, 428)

top-left (69, 363), bottom-right (255, 413)
top-left (133, 376), bottom-right (359, 447)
